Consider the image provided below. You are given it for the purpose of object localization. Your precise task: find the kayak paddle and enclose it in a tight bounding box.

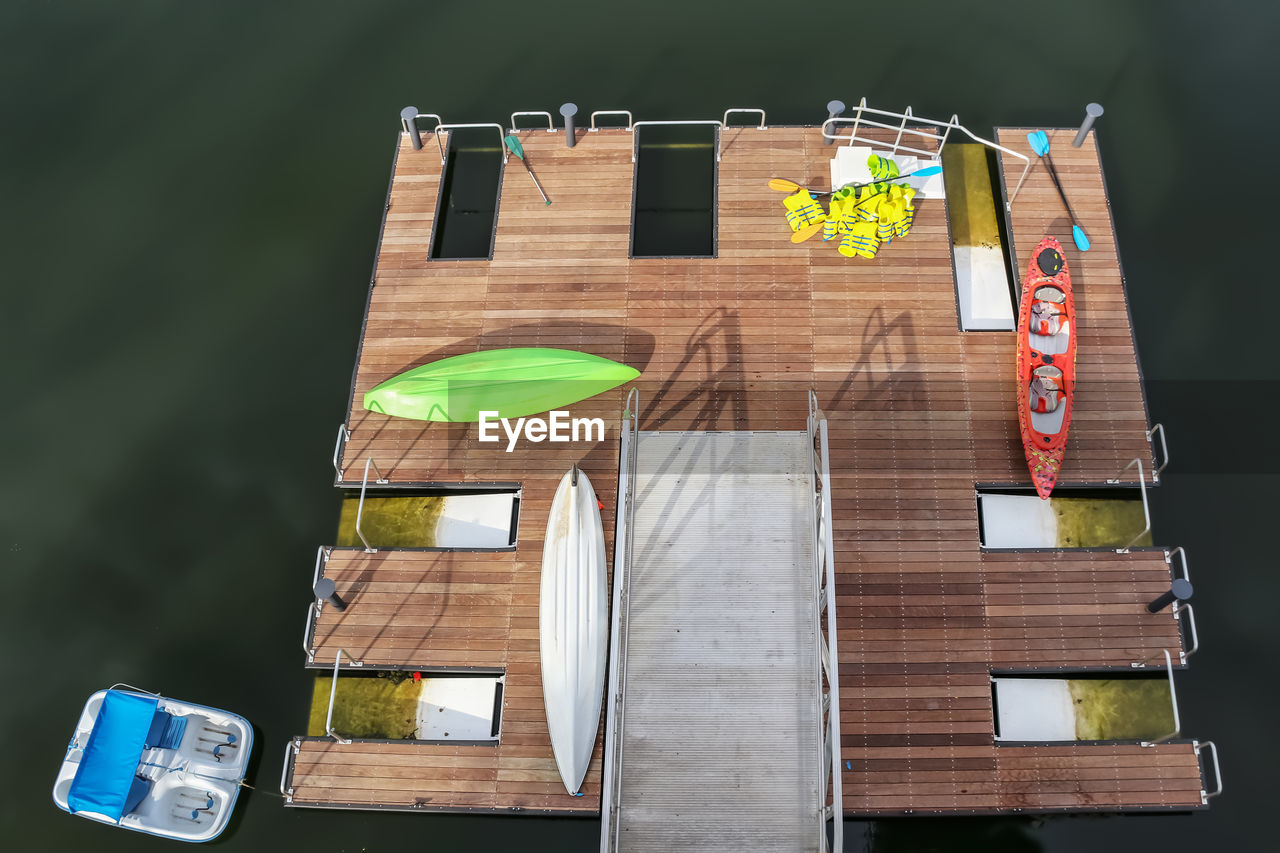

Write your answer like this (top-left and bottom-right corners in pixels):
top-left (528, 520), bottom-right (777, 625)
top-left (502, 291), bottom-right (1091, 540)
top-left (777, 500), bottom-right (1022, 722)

top-left (1027, 131), bottom-right (1090, 251)
top-left (504, 134), bottom-right (550, 205)
top-left (769, 165), bottom-right (942, 196)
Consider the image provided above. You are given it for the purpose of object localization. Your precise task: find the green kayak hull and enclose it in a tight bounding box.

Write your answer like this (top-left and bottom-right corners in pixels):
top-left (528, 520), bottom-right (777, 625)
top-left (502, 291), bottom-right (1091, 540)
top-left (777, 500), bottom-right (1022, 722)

top-left (363, 348), bottom-right (640, 422)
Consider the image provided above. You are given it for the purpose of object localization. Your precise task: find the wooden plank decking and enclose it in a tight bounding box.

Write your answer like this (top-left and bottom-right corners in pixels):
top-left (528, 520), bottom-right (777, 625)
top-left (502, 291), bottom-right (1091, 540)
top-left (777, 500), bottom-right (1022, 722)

top-left (285, 123), bottom-right (1205, 816)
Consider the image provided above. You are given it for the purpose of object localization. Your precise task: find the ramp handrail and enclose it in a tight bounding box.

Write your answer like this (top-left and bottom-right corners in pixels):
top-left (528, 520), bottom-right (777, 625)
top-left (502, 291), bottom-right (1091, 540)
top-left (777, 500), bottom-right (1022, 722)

top-left (509, 110), bottom-right (555, 132)
top-left (325, 648), bottom-right (363, 744)
top-left (332, 424), bottom-right (350, 480)
top-left (589, 110), bottom-right (634, 131)
top-left (821, 98), bottom-right (1033, 207)
top-left (430, 122), bottom-right (509, 165)
top-left (1174, 602), bottom-right (1200, 661)
top-left (601, 388), bottom-right (640, 853)
top-left (1107, 458), bottom-right (1151, 551)
top-left (1148, 423), bottom-right (1170, 480)
top-left (1140, 650), bottom-right (1182, 746)
top-left (355, 458), bottom-right (389, 552)
top-left (722, 108), bottom-right (766, 129)
top-left (807, 390), bottom-right (843, 853)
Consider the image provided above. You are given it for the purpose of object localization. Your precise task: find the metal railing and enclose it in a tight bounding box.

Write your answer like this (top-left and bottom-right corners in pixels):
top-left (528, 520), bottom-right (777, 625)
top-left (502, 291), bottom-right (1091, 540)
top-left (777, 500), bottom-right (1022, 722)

top-left (1166, 547), bottom-right (1199, 661)
top-left (403, 111), bottom-right (442, 142)
top-left (630, 120), bottom-right (724, 163)
top-left (332, 424), bottom-right (350, 480)
top-left (601, 388), bottom-right (640, 853)
top-left (429, 122), bottom-right (509, 165)
top-left (1148, 423), bottom-right (1170, 481)
top-left (821, 99), bottom-right (1033, 208)
top-left (509, 110), bottom-right (554, 132)
top-left (279, 739), bottom-right (299, 801)
top-left (806, 390), bottom-right (842, 853)
top-left (325, 649), bottom-right (363, 744)
top-left (589, 110), bottom-right (633, 131)
top-left (722, 108), bottom-right (766, 129)
top-left (1139, 650), bottom-right (1182, 746)
top-left (301, 602), bottom-right (317, 661)
top-left (1107, 458), bottom-right (1151, 551)
top-left (355, 458), bottom-right (389, 552)
top-left (1195, 740), bottom-right (1224, 801)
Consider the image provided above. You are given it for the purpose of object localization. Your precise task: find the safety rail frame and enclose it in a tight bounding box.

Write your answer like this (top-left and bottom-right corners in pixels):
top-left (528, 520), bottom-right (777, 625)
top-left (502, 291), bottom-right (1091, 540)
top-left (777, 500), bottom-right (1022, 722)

top-left (1166, 547), bottom-right (1199, 661)
top-left (279, 738), bottom-right (299, 801)
top-left (722, 107), bottom-right (766, 129)
top-left (1148, 422), bottom-right (1170, 481)
top-left (630, 120), bottom-right (724, 163)
top-left (301, 602), bottom-right (317, 661)
top-left (509, 110), bottom-right (555, 132)
top-left (589, 110), bottom-right (634, 131)
top-left (600, 388), bottom-right (639, 853)
top-left (325, 648), bottom-right (364, 744)
top-left (1108, 457), bottom-right (1151, 551)
top-left (807, 390), bottom-right (843, 853)
top-left (355, 458), bottom-right (389, 552)
top-left (332, 424), bottom-right (350, 480)
top-left (1195, 740), bottom-right (1223, 801)
top-left (821, 98), bottom-right (1033, 208)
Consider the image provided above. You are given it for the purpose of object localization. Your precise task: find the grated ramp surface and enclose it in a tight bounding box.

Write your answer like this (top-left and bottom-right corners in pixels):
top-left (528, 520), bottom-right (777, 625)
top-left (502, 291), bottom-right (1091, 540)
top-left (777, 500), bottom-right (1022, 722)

top-left (613, 430), bottom-right (820, 851)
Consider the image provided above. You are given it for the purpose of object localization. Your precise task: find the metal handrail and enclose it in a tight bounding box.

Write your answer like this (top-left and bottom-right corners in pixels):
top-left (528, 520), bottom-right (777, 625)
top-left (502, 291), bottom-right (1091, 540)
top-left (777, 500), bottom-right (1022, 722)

top-left (1108, 458), bottom-right (1151, 551)
top-left (431, 122), bottom-right (509, 165)
top-left (312, 545), bottom-right (328, 590)
top-left (509, 110), bottom-right (554, 132)
top-left (1167, 546), bottom-right (1192, 584)
top-left (820, 99), bottom-right (1033, 206)
top-left (279, 739), bottom-right (298, 800)
top-left (589, 110), bottom-right (633, 131)
top-left (806, 390), bottom-right (842, 853)
top-left (332, 424), bottom-right (350, 480)
top-left (1148, 423), bottom-right (1170, 480)
top-left (302, 601), bottom-right (316, 661)
top-left (601, 387), bottom-right (640, 853)
top-left (1195, 740), bottom-right (1223, 800)
top-left (1140, 650), bottom-right (1182, 746)
top-left (405, 112), bottom-right (443, 141)
top-left (325, 649), bottom-right (363, 744)
top-left (355, 458), bottom-right (389, 553)
top-left (722, 108), bottom-right (766, 129)
top-left (1174, 602), bottom-right (1200, 660)
top-left (631, 120), bottom-right (723, 163)
top-left (107, 682), bottom-right (158, 696)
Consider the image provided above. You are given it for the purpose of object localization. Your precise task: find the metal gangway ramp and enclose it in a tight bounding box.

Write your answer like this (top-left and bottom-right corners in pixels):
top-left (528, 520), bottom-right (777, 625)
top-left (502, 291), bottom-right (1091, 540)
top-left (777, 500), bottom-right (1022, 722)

top-left (601, 392), bottom-right (842, 853)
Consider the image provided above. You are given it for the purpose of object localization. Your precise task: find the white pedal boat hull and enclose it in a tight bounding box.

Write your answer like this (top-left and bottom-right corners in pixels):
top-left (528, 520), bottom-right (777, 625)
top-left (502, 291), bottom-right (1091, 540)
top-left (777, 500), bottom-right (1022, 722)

top-left (53, 688), bottom-right (252, 843)
top-left (540, 467), bottom-right (608, 795)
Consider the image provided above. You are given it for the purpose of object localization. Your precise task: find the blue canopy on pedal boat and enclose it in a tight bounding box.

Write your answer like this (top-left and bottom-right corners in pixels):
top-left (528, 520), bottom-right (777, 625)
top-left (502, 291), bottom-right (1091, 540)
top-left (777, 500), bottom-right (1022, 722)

top-left (66, 690), bottom-right (158, 821)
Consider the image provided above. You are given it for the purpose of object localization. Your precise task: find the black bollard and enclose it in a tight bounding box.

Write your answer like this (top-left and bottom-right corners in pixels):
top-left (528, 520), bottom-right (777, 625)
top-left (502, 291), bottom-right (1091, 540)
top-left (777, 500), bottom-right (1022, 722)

top-left (400, 106), bottom-right (423, 151)
top-left (314, 577), bottom-right (348, 612)
top-left (1147, 577), bottom-right (1193, 613)
top-left (825, 99), bottom-right (846, 146)
top-left (560, 103), bottom-right (578, 148)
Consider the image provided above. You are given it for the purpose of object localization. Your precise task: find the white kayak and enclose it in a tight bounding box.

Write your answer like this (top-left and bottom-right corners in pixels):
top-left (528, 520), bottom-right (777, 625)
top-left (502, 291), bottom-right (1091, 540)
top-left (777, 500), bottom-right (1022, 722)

top-left (540, 466), bottom-right (608, 795)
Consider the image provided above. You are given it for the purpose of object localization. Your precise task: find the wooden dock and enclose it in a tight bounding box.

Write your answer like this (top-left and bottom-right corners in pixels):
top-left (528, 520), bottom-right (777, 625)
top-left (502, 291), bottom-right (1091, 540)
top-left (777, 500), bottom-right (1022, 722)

top-left (283, 122), bottom-right (1207, 816)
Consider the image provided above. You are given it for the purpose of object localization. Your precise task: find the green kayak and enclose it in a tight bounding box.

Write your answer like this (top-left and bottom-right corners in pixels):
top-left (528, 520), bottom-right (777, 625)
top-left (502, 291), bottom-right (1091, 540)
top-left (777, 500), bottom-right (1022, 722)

top-left (363, 348), bottom-right (640, 422)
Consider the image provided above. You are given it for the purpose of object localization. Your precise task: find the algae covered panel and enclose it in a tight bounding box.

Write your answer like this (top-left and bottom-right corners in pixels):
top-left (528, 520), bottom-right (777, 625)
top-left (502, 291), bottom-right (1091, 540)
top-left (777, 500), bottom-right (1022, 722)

top-left (942, 143), bottom-right (1002, 248)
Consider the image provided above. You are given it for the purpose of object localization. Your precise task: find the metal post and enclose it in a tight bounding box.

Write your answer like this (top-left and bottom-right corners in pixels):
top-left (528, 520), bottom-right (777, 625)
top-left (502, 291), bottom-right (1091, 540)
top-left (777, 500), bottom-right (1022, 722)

top-left (560, 103), bottom-right (578, 148)
top-left (314, 577), bottom-right (348, 612)
top-left (1072, 102), bottom-right (1104, 147)
top-left (825, 100), bottom-right (845, 145)
top-left (1148, 577), bottom-right (1193, 613)
top-left (401, 105), bottom-right (423, 151)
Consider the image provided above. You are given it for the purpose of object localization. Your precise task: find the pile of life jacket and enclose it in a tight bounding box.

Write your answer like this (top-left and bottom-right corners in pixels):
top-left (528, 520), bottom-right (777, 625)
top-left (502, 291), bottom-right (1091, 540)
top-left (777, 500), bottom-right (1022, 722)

top-left (781, 155), bottom-right (918, 259)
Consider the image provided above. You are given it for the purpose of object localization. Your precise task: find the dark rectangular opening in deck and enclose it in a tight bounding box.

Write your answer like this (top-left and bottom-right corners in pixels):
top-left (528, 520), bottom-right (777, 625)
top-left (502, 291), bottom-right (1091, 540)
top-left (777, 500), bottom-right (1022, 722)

top-left (430, 129), bottom-right (503, 260)
top-left (631, 125), bottom-right (716, 258)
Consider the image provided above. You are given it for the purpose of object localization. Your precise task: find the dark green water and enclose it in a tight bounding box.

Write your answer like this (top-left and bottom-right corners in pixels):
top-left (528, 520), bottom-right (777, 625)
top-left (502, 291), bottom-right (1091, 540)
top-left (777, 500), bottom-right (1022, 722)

top-left (4, 1), bottom-right (1277, 850)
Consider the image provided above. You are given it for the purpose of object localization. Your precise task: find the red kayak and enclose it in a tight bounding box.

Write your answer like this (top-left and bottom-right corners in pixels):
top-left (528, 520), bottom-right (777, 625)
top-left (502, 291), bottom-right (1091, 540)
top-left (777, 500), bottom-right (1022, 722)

top-left (1016, 237), bottom-right (1076, 498)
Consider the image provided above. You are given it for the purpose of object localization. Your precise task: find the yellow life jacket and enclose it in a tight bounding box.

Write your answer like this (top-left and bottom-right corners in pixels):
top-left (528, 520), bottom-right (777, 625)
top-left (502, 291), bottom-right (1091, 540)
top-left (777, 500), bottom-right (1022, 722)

top-left (783, 189), bottom-right (826, 232)
top-left (895, 186), bottom-right (918, 238)
top-left (838, 219), bottom-right (880, 259)
top-left (867, 154), bottom-right (900, 181)
top-left (823, 189), bottom-right (851, 241)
